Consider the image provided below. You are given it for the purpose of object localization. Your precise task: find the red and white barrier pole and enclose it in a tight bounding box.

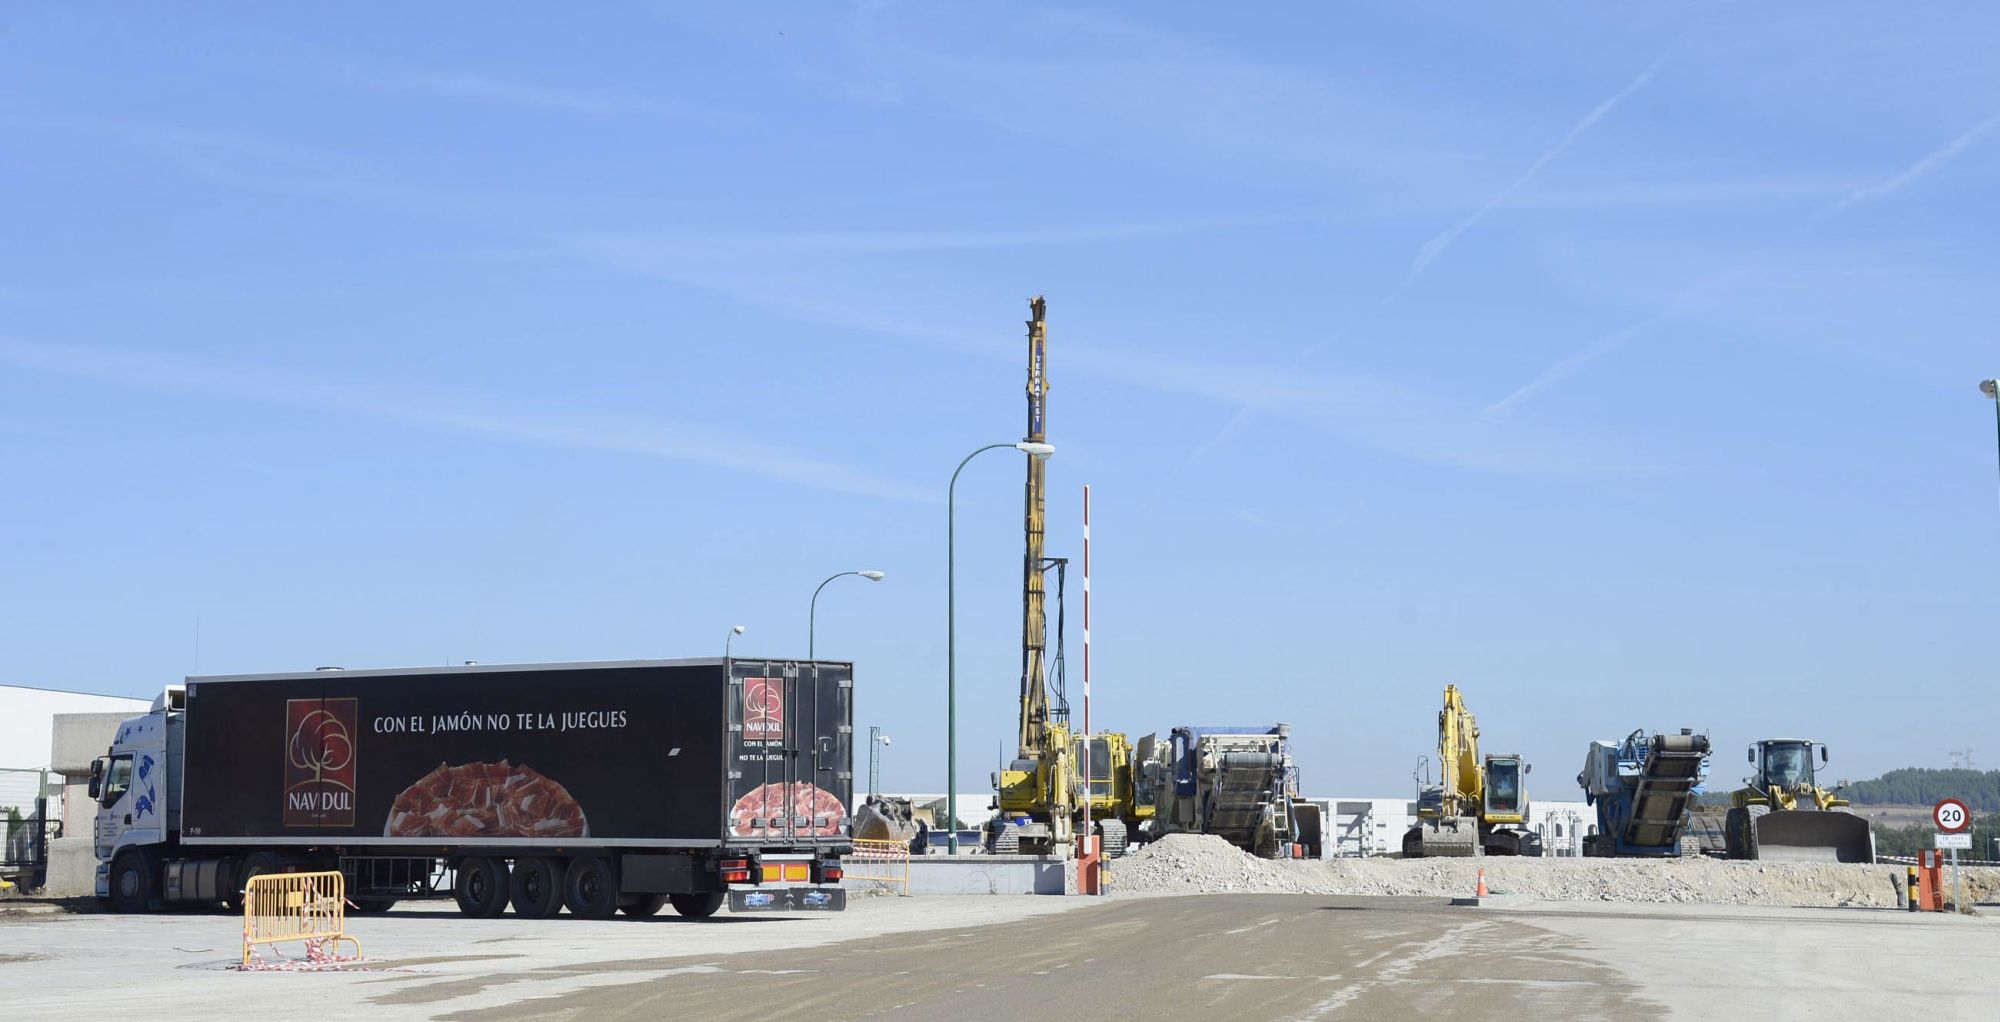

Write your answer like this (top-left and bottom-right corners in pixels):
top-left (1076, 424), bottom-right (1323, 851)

top-left (1077, 484), bottom-right (1100, 893)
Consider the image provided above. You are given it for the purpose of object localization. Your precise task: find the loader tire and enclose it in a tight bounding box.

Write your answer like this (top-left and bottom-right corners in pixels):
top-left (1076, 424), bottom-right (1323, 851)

top-left (1724, 808), bottom-right (1753, 860)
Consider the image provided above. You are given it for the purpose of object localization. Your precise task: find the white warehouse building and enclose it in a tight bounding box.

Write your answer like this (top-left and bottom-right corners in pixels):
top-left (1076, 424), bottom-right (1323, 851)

top-left (1311, 794), bottom-right (1595, 858)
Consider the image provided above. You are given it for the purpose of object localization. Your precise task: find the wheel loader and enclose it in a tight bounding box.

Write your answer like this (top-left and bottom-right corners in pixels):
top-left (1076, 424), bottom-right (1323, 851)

top-left (1724, 739), bottom-right (1874, 863)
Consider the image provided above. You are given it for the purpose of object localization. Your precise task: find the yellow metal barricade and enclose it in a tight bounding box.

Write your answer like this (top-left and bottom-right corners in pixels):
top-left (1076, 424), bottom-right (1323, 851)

top-left (842, 839), bottom-right (911, 896)
top-left (241, 870), bottom-right (361, 969)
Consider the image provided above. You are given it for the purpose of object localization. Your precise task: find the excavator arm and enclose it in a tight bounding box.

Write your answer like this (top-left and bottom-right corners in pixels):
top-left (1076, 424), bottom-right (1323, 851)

top-left (1436, 684), bottom-right (1483, 818)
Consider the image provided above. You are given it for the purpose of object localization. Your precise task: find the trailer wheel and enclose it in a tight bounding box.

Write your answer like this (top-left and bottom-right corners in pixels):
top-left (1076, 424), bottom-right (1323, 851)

top-left (454, 856), bottom-right (510, 918)
top-left (620, 894), bottom-right (669, 918)
top-left (564, 856), bottom-right (618, 920)
top-left (510, 856), bottom-right (566, 918)
top-left (670, 892), bottom-right (724, 920)
top-left (108, 850), bottom-right (154, 913)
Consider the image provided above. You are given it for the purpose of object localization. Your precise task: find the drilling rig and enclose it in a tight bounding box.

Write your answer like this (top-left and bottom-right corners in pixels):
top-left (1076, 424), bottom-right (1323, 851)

top-left (984, 298), bottom-right (1145, 857)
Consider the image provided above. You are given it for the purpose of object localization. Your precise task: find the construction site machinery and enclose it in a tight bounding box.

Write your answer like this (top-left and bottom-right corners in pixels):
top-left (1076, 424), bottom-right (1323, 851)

top-left (1724, 739), bottom-right (1874, 864)
top-left (982, 297), bottom-right (1142, 858)
top-left (850, 796), bottom-right (925, 852)
top-left (1403, 685), bottom-right (1542, 858)
top-left (1143, 724), bottom-right (1302, 859)
top-left (1577, 729), bottom-right (1712, 857)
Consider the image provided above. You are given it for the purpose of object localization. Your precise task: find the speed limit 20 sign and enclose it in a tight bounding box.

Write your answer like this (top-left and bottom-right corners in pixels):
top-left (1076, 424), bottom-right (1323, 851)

top-left (1934, 798), bottom-right (1971, 833)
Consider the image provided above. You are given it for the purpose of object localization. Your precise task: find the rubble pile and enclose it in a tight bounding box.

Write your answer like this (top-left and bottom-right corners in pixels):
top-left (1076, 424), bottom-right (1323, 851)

top-left (1109, 834), bottom-right (2000, 908)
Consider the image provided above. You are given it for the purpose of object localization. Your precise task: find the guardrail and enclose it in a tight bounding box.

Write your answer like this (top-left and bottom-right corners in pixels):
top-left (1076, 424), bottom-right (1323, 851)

top-left (843, 839), bottom-right (912, 896)
top-left (241, 870), bottom-right (362, 970)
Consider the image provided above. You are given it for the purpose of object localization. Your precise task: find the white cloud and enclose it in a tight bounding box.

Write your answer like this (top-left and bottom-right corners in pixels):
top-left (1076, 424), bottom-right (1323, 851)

top-left (0, 336), bottom-right (932, 503)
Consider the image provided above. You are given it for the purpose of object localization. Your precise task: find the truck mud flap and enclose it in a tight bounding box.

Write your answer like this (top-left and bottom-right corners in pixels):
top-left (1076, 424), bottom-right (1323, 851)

top-left (729, 887), bottom-right (847, 913)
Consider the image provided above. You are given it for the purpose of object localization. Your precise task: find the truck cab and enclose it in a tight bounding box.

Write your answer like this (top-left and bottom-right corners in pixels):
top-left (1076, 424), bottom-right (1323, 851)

top-left (89, 687), bottom-right (181, 904)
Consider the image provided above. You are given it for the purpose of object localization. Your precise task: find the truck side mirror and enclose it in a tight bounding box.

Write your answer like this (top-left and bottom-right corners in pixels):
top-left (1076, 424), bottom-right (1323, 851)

top-left (1820, 746), bottom-right (1829, 764)
top-left (1747, 748), bottom-right (1755, 763)
top-left (989, 771), bottom-right (1000, 790)
top-left (88, 757), bottom-right (104, 799)
top-left (1524, 763), bottom-right (1533, 774)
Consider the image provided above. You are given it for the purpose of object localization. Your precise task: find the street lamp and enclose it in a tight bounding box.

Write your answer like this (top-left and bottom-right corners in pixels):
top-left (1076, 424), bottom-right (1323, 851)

top-left (809, 570), bottom-right (886, 659)
top-left (724, 624), bottom-right (745, 661)
top-left (946, 440), bottom-right (1056, 854)
top-left (1982, 380), bottom-right (1999, 511)
top-left (868, 727), bottom-right (891, 800)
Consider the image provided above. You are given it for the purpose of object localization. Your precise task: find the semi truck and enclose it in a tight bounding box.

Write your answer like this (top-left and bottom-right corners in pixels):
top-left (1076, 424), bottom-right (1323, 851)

top-left (88, 658), bottom-right (853, 919)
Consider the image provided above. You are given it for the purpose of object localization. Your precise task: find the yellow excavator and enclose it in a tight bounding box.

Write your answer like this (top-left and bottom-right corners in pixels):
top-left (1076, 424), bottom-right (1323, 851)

top-left (1724, 739), bottom-right (1874, 863)
top-left (985, 298), bottom-right (1147, 857)
top-left (1403, 685), bottom-right (1541, 857)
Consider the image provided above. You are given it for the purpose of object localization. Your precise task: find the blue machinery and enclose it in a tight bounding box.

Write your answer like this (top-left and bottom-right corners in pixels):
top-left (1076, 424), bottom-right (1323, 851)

top-left (1577, 729), bottom-right (1712, 857)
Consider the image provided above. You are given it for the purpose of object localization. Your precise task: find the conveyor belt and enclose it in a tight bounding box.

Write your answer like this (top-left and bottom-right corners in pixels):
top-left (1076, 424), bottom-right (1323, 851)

top-left (1620, 732), bottom-right (1710, 849)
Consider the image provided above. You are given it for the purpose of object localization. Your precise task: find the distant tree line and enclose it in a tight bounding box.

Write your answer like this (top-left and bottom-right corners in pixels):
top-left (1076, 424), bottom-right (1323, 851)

top-left (1690, 767), bottom-right (2000, 812)
top-left (1873, 819), bottom-right (2000, 860)
top-left (1842, 769), bottom-right (2000, 812)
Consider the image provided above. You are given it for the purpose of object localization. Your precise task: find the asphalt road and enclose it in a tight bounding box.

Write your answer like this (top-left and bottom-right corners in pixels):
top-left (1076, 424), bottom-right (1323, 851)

top-left (429, 897), bottom-right (1648, 1021)
top-left (8, 894), bottom-right (1998, 1020)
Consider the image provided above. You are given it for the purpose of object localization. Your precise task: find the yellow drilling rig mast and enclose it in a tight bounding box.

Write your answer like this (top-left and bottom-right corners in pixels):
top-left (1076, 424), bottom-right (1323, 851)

top-left (985, 298), bottom-right (1144, 856)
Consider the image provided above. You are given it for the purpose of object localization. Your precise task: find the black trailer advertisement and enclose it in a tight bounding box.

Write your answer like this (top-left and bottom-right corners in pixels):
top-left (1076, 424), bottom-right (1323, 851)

top-left (178, 660), bottom-right (853, 848)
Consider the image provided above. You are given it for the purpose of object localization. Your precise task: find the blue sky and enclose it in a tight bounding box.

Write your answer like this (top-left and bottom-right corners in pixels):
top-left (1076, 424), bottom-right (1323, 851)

top-left (3, 5), bottom-right (1997, 796)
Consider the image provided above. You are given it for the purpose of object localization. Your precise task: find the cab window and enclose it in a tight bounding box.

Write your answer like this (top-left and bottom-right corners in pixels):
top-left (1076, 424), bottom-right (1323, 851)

top-left (100, 754), bottom-right (134, 806)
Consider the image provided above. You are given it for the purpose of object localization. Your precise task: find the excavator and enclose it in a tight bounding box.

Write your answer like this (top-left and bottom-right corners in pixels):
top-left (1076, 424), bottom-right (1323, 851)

top-left (1403, 685), bottom-right (1542, 858)
top-left (984, 298), bottom-right (1145, 857)
top-left (1724, 739), bottom-right (1874, 863)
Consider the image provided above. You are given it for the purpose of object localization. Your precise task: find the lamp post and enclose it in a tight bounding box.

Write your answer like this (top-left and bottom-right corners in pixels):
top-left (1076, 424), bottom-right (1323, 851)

top-left (724, 624), bottom-right (745, 661)
top-left (1983, 380), bottom-right (1999, 512)
top-left (809, 571), bottom-right (885, 659)
top-left (946, 440), bottom-right (1056, 854)
top-left (868, 727), bottom-right (891, 800)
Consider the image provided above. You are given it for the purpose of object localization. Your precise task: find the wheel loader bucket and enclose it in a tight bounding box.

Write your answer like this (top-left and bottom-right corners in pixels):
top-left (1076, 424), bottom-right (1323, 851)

top-left (1751, 810), bottom-right (1874, 864)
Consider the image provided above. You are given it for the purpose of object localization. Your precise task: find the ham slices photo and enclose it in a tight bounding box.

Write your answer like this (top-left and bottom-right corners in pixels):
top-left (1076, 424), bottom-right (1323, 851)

top-left (729, 781), bottom-right (846, 838)
top-left (385, 760), bottom-right (588, 839)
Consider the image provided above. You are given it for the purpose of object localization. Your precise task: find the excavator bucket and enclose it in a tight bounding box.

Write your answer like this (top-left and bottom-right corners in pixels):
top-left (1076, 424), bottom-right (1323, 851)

top-left (1749, 810), bottom-right (1874, 864)
top-left (851, 801), bottom-right (919, 845)
top-left (1403, 817), bottom-right (1480, 858)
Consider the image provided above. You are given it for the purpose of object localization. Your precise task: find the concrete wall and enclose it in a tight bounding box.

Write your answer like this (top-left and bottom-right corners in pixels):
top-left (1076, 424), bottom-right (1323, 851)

top-left (0, 686), bottom-right (148, 772)
top-left (39, 713), bottom-right (143, 897)
top-left (845, 855), bottom-right (1065, 897)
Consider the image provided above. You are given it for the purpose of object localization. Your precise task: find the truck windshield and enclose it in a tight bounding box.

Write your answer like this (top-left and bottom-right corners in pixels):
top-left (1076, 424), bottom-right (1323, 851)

top-left (1763, 743), bottom-right (1813, 788)
top-left (101, 754), bottom-right (133, 806)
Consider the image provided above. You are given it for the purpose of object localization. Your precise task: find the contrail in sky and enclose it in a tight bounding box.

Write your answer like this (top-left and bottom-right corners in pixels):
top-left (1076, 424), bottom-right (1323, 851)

top-left (1835, 110), bottom-right (2000, 210)
top-left (1491, 108), bottom-right (2000, 415)
top-left (1406, 57), bottom-right (1666, 284)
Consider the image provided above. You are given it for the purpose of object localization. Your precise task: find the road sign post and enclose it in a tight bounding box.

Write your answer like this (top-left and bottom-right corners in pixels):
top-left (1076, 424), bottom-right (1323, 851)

top-left (1934, 799), bottom-right (1971, 912)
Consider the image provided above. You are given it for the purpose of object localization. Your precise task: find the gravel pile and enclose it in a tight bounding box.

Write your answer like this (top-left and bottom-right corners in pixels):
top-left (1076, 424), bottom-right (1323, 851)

top-left (1107, 834), bottom-right (2000, 909)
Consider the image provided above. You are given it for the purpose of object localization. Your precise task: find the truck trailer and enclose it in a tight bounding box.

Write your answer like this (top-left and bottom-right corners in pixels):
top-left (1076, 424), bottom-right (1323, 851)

top-left (88, 658), bottom-right (853, 919)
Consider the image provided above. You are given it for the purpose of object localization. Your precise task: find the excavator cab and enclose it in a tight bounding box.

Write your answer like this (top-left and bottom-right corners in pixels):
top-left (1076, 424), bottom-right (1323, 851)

top-left (1484, 757), bottom-right (1526, 819)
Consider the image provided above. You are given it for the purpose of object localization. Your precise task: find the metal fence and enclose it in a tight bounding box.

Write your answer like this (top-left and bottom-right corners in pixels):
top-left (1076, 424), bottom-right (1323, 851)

top-left (844, 839), bottom-right (912, 895)
top-left (242, 870), bottom-right (361, 969)
top-left (0, 796), bottom-right (56, 891)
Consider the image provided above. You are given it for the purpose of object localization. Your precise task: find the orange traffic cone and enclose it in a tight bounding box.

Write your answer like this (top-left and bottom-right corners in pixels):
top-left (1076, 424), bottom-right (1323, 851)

top-left (1476, 868), bottom-right (1488, 897)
